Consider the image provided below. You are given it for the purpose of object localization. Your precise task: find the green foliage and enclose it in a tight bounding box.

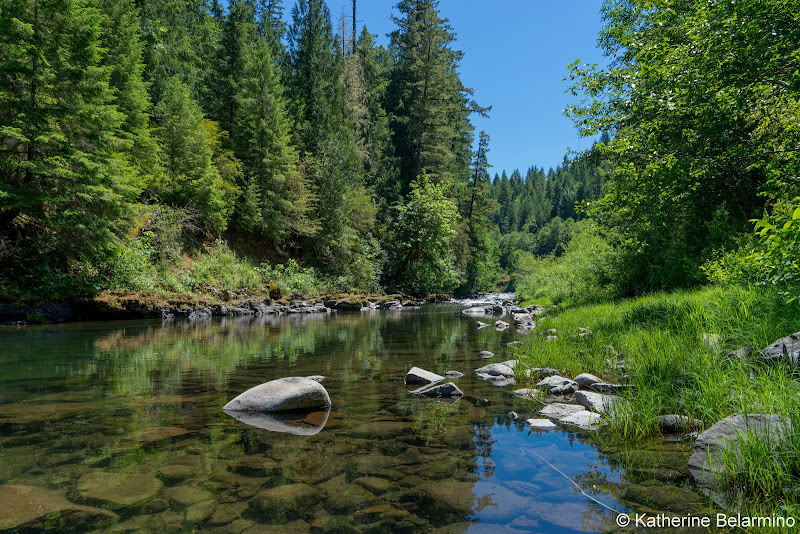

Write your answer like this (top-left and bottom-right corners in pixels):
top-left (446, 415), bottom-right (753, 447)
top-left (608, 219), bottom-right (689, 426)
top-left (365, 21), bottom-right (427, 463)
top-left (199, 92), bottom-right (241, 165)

top-left (753, 200), bottom-right (800, 301)
top-left (152, 77), bottom-right (232, 233)
top-left (388, 174), bottom-right (460, 295)
top-left (0, 0), bottom-right (141, 294)
top-left (256, 259), bottom-right (321, 296)
top-left (514, 220), bottom-right (614, 305)
top-left (564, 0), bottom-right (800, 293)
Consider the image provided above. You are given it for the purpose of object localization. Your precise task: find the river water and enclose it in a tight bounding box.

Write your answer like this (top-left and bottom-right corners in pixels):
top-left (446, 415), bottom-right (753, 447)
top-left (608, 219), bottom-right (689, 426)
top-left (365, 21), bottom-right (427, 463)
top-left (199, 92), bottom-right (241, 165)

top-left (0, 303), bottom-right (713, 533)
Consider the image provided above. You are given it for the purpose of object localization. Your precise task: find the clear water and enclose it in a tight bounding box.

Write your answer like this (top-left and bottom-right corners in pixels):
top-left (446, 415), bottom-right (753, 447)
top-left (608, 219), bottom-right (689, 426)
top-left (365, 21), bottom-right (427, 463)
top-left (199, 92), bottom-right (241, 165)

top-left (0, 305), bottom-right (713, 533)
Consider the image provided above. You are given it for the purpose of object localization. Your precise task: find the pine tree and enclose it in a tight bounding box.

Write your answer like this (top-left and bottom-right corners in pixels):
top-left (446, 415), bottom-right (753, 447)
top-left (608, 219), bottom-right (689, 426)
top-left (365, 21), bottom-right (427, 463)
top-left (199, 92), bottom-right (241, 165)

top-left (236, 34), bottom-right (317, 242)
top-left (387, 0), bottom-right (487, 190)
top-left (0, 0), bottom-right (140, 290)
top-left (152, 77), bottom-right (230, 233)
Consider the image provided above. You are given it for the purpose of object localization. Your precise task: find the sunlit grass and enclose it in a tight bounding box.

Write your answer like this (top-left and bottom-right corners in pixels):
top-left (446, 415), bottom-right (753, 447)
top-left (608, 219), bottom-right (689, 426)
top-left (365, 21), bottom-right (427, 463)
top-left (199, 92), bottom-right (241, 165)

top-left (516, 285), bottom-right (800, 520)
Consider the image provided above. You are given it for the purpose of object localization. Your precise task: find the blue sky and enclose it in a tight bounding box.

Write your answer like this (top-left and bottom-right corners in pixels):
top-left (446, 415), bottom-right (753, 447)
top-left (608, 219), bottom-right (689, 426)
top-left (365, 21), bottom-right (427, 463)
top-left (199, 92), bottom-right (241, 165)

top-left (310, 0), bottom-right (608, 176)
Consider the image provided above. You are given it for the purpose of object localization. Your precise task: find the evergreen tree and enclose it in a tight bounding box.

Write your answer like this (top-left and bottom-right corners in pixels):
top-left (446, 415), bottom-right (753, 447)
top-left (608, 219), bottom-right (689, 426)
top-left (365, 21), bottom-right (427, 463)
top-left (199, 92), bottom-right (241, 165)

top-left (236, 33), bottom-right (317, 242)
top-left (387, 0), bottom-right (486, 190)
top-left (152, 77), bottom-right (230, 233)
top-left (0, 0), bottom-right (140, 290)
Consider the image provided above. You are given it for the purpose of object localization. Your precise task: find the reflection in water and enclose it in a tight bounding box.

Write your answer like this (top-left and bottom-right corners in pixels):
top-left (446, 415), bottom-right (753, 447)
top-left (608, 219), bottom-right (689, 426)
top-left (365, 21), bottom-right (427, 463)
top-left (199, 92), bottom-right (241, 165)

top-left (0, 307), bottom-right (715, 533)
top-left (224, 407), bottom-right (331, 435)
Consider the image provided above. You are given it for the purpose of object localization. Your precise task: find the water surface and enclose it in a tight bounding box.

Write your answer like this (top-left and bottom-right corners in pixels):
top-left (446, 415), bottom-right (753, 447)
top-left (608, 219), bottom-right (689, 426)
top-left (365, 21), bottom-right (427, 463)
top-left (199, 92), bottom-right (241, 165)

top-left (0, 305), bottom-right (713, 533)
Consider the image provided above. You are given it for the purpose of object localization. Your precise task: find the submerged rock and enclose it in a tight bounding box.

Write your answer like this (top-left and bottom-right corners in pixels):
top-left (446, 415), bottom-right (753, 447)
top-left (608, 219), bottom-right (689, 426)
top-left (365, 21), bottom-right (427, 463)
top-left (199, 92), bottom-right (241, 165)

top-left (538, 403), bottom-right (587, 420)
top-left (0, 484), bottom-right (117, 531)
top-left (687, 414), bottom-right (793, 505)
top-left (419, 382), bottom-right (464, 399)
top-left (759, 332), bottom-right (800, 365)
top-left (77, 471), bottom-right (163, 508)
top-left (223, 377), bottom-right (331, 413)
top-left (476, 321), bottom-right (489, 328)
top-left (526, 418), bottom-right (558, 430)
top-left (560, 411), bottom-right (602, 430)
top-left (479, 350), bottom-right (494, 359)
top-left (444, 371), bottom-right (464, 378)
top-left (405, 367), bottom-right (445, 385)
top-left (250, 483), bottom-right (323, 521)
top-left (494, 320), bottom-right (510, 330)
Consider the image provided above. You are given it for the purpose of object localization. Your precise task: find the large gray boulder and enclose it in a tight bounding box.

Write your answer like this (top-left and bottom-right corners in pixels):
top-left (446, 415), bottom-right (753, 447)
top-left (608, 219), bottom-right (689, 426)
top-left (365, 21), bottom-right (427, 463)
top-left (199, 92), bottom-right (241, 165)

top-left (687, 414), bottom-right (793, 504)
top-left (475, 363), bottom-right (515, 377)
top-left (405, 367), bottom-right (444, 385)
top-left (223, 377), bottom-right (331, 413)
top-left (759, 332), bottom-right (800, 365)
top-left (536, 375), bottom-right (578, 396)
top-left (575, 390), bottom-right (621, 415)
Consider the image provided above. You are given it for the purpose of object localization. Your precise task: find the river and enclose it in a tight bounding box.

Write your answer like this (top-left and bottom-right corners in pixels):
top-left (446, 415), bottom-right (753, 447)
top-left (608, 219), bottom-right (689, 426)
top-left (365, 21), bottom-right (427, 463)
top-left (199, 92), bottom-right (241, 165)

top-left (0, 301), bottom-right (713, 533)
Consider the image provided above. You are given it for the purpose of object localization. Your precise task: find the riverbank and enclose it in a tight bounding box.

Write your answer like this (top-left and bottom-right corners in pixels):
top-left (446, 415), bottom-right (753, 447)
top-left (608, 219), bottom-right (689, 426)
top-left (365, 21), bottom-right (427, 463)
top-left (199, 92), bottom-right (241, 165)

top-left (0, 290), bottom-right (461, 325)
top-left (514, 284), bottom-right (800, 522)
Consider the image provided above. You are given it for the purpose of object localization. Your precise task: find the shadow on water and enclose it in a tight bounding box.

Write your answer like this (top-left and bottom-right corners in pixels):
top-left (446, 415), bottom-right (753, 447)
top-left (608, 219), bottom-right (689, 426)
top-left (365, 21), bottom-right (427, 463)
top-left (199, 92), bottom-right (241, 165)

top-left (0, 306), bottom-right (715, 533)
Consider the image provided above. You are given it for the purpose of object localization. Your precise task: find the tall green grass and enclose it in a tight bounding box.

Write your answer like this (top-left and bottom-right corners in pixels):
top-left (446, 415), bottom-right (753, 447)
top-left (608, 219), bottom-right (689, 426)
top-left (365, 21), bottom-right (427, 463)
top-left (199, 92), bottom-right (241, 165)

top-left (516, 285), bottom-right (800, 519)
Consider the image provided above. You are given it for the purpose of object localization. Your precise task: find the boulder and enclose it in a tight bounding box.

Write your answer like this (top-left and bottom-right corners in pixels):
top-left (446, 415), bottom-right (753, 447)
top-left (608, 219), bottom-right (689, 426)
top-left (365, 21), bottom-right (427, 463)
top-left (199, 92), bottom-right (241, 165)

top-left (526, 367), bottom-right (560, 380)
top-left (575, 390), bottom-right (621, 415)
top-left (475, 363), bottom-right (515, 377)
top-left (526, 418), bottom-right (558, 430)
top-left (0, 484), bottom-right (117, 531)
top-left (335, 298), bottom-right (366, 310)
top-left (657, 414), bottom-right (703, 434)
top-left (536, 375), bottom-right (578, 396)
top-left (405, 367), bottom-right (445, 385)
top-left (560, 411), bottom-right (602, 430)
top-left (223, 377), bottom-right (331, 413)
top-left (687, 414), bottom-right (793, 503)
top-left (462, 306), bottom-right (491, 315)
top-left (574, 373), bottom-right (602, 388)
top-left (759, 332), bottom-right (800, 365)
top-left (479, 351), bottom-right (494, 359)
top-left (500, 360), bottom-right (518, 368)
top-left (419, 382), bottom-right (464, 399)
top-left (538, 403), bottom-right (587, 420)
top-left (513, 314), bottom-right (533, 325)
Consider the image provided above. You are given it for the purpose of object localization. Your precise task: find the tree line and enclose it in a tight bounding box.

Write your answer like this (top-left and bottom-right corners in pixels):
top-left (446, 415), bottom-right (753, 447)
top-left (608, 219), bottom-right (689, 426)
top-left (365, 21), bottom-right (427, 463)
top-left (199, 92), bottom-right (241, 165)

top-left (0, 0), bottom-right (507, 297)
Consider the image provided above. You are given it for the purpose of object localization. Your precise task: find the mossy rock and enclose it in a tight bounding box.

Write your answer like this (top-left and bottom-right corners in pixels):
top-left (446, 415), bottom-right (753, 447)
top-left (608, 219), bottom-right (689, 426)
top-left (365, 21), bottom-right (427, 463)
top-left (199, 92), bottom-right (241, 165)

top-left (266, 284), bottom-right (282, 300)
top-left (250, 483), bottom-right (323, 523)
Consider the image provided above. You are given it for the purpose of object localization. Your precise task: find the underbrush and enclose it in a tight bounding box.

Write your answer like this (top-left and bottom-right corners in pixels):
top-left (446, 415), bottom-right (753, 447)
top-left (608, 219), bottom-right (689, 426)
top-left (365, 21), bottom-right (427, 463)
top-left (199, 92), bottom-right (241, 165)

top-left (516, 285), bottom-right (800, 522)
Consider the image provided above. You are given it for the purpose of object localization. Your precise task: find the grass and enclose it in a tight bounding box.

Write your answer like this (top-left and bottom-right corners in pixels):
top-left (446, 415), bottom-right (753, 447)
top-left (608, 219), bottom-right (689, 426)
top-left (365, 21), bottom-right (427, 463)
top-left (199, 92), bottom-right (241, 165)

top-left (515, 284), bottom-right (800, 522)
